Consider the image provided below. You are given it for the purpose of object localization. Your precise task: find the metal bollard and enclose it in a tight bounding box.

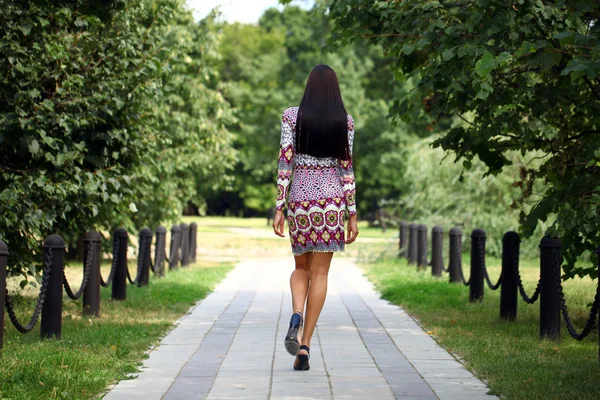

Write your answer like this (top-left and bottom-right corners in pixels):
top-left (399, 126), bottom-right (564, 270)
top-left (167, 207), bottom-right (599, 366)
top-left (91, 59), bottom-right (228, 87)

top-left (431, 225), bottom-right (444, 277)
top-left (180, 223), bottom-right (190, 267)
top-left (500, 231), bottom-right (520, 321)
top-left (189, 222), bottom-right (197, 262)
top-left (0, 240), bottom-right (7, 350)
top-left (41, 234), bottom-right (65, 339)
top-left (154, 226), bottom-right (167, 277)
top-left (138, 228), bottom-right (152, 287)
top-left (83, 231), bottom-right (102, 316)
top-left (417, 224), bottom-right (428, 269)
top-left (448, 227), bottom-right (463, 283)
top-left (399, 221), bottom-right (408, 257)
top-left (169, 225), bottom-right (181, 270)
top-left (469, 229), bottom-right (486, 302)
top-left (112, 228), bottom-right (128, 301)
top-left (539, 236), bottom-right (561, 341)
top-left (408, 223), bottom-right (418, 265)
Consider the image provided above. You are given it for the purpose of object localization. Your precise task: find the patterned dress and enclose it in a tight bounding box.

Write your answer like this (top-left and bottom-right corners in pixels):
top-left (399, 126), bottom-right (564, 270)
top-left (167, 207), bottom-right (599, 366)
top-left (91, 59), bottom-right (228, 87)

top-left (276, 107), bottom-right (356, 256)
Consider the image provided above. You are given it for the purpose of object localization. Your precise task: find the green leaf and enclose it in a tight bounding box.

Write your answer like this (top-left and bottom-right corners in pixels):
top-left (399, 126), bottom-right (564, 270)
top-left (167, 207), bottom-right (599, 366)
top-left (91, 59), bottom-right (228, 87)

top-left (28, 139), bottom-right (40, 155)
top-left (475, 52), bottom-right (495, 78)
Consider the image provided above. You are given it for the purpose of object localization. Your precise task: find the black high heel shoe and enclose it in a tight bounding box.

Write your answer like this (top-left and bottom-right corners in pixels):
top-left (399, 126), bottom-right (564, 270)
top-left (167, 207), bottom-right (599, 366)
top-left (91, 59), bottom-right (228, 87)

top-left (284, 311), bottom-right (303, 356)
top-left (294, 345), bottom-right (310, 371)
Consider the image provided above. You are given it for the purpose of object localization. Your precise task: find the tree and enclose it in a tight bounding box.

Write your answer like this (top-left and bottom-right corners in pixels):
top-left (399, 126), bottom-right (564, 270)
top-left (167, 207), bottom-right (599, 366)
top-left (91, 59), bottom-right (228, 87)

top-left (323, 0), bottom-right (600, 279)
top-left (0, 0), bottom-right (235, 280)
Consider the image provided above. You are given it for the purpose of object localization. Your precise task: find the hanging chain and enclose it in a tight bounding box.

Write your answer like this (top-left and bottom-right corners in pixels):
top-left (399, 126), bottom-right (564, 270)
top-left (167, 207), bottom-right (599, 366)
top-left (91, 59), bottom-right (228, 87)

top-left (511, 241), bottom-right (541, 304)
top-left (101, 235), bottom-right (120, 287)
top-left (480, 238), bottom-right (502, 290)
top-left (454, 237), bottom-right (470, 286)
top-left (5, 248), bottom-right (53, 334)
top-left (128, 233), bottom-right (145, 285)
top-left (63, 240), bottom-right (94, 300)
top-left (551, 247), bottom-right (600, 340)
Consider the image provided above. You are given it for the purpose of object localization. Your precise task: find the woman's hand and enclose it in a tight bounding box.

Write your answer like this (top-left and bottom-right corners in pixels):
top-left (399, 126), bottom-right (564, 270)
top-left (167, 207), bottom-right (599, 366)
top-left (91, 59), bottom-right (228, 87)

top-left (345, 214), bottom-right (359, 244)
top-left (272, 209), bottom-right (285, 237)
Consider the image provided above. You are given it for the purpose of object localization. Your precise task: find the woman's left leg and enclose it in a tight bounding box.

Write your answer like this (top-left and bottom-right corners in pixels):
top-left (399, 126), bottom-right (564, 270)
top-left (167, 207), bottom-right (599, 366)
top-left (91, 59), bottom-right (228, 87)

top-left (299, 252), bottom-right (333, 353)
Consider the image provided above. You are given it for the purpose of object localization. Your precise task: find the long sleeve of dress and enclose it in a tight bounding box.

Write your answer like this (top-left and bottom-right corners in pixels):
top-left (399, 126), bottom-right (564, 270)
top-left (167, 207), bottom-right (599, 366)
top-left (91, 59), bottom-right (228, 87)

top-left (339, 115), bottom-right (357, 216)
top-left (276, 110), bottom-right (295, 211)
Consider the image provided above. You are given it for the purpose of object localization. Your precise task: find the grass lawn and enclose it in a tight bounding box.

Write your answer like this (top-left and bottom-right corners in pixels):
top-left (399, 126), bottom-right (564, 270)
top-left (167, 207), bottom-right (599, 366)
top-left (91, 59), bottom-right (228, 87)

top-left (1, 260), bottom-right (232, 400)
top-left (362, 255), bottom-right (600, 400)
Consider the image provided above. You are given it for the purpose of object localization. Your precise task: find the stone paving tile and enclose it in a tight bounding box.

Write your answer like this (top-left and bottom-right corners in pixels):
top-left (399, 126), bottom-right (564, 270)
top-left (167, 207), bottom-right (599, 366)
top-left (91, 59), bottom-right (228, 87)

top-left (103, 257), bottom-right (497, 400)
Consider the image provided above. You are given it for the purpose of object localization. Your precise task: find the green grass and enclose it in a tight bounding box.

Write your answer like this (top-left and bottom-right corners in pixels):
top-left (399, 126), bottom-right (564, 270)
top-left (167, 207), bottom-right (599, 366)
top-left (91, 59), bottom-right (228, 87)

top-left (1, 261), bottom-right (232, 400)
top-left (361, 256), bottom-right (600, 400)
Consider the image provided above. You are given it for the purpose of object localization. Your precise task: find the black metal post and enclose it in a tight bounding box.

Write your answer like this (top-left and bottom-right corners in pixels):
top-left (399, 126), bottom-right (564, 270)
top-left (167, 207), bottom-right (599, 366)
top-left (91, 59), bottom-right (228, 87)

top-left (448, 227), bottom-right (463, 284)
top-left (169, 225), bottom-right (181, 270)
top-left (112, 228), bottom-right (128, 301)
top-left (190, 222), bottom-right (197, 262)
top-left (469, 229), bottom-right (486, 302)
top-left (500, 231), bottom-right (520, 321)
top-left (180, 223), bottom-right (189, 267)
top-left (155, 226), bottom-right (167, 277)
top-left (0, 240), bottom-right (7, 350)
top-left (431, 225), bottom-right (444, 277)
top-left (399, 221), bottom-right (408, 257)
top-left (540, 236), bottom-right (561, 341)
top-left (408, 223), bottom-right (417, 265)
top-left (417, 224), bottom-right (428, 269)
top-left (41, 234), bottom-right (65, 339)
top-left (83, 231), bottom-right (102, 316)
top-left (138, 228), bottom-right (152, 287)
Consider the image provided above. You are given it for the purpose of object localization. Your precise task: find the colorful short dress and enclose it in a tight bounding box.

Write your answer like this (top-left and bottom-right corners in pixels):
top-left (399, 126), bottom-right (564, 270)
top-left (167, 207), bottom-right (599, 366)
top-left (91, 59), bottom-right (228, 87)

top-left (276, 107), bottom-right (357, 256)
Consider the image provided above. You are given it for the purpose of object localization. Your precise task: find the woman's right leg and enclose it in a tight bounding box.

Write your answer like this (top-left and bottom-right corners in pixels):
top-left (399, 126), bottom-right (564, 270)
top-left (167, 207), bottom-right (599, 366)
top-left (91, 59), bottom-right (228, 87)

top-left (291, 252), bottom-right (313, 315)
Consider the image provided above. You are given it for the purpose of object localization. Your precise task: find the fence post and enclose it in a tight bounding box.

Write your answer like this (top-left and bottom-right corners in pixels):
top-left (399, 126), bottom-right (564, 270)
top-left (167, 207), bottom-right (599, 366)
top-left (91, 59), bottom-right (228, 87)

top-left (83, 231), bottom-right (102, 316)
top-left (431, 225), bottom-right (444, 277)
top-left (40, 234), bottom-right (65, 339)
top-left (138, 228), bottom-right (152, 287)
top-left (417, 224), bottom-right (428, 269)
top-left (190, 222), bottom-right (197, 262)
top-left (408, 223), bottom-right (417, 265)
top-left (540, 236), bottom-right (561, 341)
top-left (448, 227), bottom-right (463, 283)
top-left (500, 231), bottom-right (520, 321)
top-left (180, 223), bottom-right (189, 267)
top-left (0, 240), bottom-right (7, 350)
top-left (112, 228), bottom-right (128, 301)
top-left (399, 221), bottom-right (408, 257)
top-left (169, 225), bottom-right (181, 270)
top-left (469, 229), bottom-right (485, 302)
top-left (155, 226), bottom-right (167, 277)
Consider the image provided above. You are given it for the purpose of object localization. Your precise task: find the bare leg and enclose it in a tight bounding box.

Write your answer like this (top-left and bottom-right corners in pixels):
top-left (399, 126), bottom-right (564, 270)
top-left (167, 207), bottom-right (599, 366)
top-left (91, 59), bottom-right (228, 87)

top-left (300, 252), bottom-right (333, 355)
top-left (290, 252), bottom-right (313, 341)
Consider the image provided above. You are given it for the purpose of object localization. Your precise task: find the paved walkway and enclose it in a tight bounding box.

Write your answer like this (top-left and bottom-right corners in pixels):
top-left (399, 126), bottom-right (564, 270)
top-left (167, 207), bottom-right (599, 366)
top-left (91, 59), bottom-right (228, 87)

top-left (104, 258), bottom-right (496, 400)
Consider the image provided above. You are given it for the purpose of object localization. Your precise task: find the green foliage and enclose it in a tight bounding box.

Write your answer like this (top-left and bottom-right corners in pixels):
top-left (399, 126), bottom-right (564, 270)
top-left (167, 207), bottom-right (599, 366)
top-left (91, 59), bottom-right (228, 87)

top-left (0, 1), bottom-right (234, 278)
top-left (325, 0), bottom-right (600, 279)
top-left (396, 137), bottom-right (549, 257)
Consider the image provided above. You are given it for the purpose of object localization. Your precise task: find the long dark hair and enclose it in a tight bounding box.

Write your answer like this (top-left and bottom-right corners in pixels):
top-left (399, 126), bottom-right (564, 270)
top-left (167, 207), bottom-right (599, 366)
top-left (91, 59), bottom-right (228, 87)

top-left (295, 65), bottom-right (350, 160)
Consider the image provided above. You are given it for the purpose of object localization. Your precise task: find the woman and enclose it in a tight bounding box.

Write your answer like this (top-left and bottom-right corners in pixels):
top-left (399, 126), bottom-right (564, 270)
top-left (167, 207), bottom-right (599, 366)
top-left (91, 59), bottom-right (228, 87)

top-left (272, 64), bottom-right (359, 371)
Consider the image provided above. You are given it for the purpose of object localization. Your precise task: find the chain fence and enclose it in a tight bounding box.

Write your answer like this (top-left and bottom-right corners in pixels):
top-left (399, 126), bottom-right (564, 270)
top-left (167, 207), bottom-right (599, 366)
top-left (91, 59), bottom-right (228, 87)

top-left (63, 241), bottom-right (94, 300)
top-left (479, 238), bottom-right (502, 291)
top-left (4, 248), bottom-right (53, 334)
top-left (551, 247), bottom-right (600, 341)
top-left (101, 235), bottom-right (120, 287)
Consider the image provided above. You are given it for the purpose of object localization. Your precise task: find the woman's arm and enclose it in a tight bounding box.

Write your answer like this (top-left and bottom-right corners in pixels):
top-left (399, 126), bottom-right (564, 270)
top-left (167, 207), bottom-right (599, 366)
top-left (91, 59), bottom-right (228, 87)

top-left (276, 109), bottom-right (295, 211)
top-left (339, 115), bottom-right (356, 216)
